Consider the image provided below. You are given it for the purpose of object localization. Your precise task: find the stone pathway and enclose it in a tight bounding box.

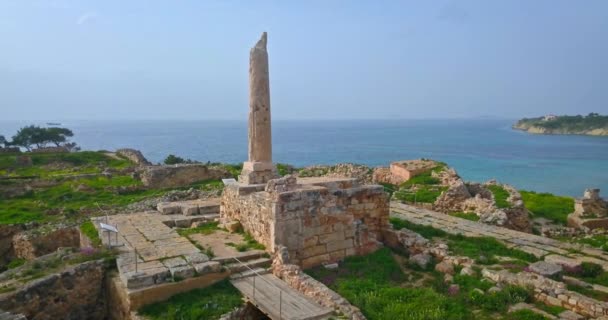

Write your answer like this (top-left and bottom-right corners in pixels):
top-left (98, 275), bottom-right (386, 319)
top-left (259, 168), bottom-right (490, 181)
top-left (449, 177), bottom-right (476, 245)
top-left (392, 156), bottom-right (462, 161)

top-left (93, 212), bottom-right (220, 290)
top-left (391, 202), bottom-right (608, 270)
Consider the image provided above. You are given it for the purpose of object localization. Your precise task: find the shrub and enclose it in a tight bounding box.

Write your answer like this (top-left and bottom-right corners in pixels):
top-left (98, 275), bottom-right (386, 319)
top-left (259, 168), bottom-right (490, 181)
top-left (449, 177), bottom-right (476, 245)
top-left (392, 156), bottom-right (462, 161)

top-left (7, 258), bottom-right (26, 269)
top-left (164, 154), bottom-right (185, 165)
top-left (580, 262), bottom-right (603, 278)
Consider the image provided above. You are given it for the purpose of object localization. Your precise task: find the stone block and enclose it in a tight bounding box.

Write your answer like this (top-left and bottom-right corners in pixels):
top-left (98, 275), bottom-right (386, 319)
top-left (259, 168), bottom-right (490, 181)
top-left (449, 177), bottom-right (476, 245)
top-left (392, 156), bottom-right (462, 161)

top-left (184, 252), bottom-right (209, 265)
top-left (170, 265), bottom-right (196, 279)
top-left (300, 245), bottom-right (327, 259)
top-left (326, 239), bottom-right (354, 252)
top-left (182, 204), bottom-right (200, 216)
top-left (303, 236), bottom-right (318, 248)
top-left (545, 255), bottom-right (582, 269)
top-left (329, 249), bottom-right (345, 261)
top-left (319, 232), bottom-right (344, 244)
top-left (301, 253), bottom-right (330, 269)
top-left (529, 261), bottom-right (563, 278)
top-left (194, 261), bottom-right (222, 275)
top-left (157, 202), bottom-right (181, 215)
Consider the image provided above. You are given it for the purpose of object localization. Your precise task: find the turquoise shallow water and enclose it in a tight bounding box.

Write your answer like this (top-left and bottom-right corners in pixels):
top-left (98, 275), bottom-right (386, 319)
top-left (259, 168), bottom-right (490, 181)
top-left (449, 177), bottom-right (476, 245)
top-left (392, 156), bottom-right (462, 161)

top-left (2, 119), bottom-right (607, 197)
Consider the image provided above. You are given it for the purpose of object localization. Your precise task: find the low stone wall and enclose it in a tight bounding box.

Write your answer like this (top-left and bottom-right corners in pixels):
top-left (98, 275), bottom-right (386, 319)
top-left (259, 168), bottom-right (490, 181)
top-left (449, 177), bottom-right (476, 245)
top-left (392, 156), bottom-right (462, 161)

top-left (12, 227), bottom-right (80, 260)
top-left (116, 149), bottom-right (151, 166)
top-left (141, 164), bottom-right (231, 188)
top-left (482, 268), bottom-right (608, 318)
top-left (221, 176), bottom-right (389, 269)
top-left (31, 147), bottom-right (68, 153)
top-left (0, 260), bottom-right (108, 320)
top-left (273, 262), bottom-right (365, 320)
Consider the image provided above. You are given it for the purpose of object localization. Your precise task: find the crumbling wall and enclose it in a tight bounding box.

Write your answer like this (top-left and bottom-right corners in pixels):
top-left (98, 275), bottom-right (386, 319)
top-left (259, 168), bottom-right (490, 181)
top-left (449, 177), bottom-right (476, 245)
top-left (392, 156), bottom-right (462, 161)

top-left (12, 228), bottom-right (80, 260)
top-left (141, 164), bottom-right (231, 188)
top-left (0, 260), bottom-right (108, 320)
top-left (0, 225), bottom-right (23, 270)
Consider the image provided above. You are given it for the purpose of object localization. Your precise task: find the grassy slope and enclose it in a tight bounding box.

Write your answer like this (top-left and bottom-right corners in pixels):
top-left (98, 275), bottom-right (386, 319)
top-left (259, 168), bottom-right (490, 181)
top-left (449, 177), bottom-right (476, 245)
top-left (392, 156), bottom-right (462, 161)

top-left (520, 191), bottom-right (574, 225)
top-left (307, 248), bottom-right (534, 320)
top-left (0, 151), bottom-right (224, 225)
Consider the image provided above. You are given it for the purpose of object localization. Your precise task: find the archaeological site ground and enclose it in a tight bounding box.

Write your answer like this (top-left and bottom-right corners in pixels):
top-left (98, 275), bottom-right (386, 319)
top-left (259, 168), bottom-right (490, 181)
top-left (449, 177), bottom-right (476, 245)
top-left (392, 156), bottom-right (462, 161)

top-left (2, 33), bottom-right (608, 320)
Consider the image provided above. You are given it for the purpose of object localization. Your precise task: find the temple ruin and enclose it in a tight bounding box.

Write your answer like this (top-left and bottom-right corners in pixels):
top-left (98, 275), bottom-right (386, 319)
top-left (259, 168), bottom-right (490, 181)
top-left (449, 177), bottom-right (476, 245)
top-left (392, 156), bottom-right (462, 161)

top-left (220, 33), bottom-right (390, 268)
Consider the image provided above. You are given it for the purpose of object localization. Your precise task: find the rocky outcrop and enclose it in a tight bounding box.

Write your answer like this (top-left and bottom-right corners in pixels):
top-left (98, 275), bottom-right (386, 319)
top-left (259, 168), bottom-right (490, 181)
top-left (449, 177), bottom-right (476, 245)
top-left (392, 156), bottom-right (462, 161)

top-left (140, 164), bottom-right (231, 188)
top-left (0, 226), bottom-right (24, 270)
top-left (0, 260), bottom-right (108, 320)
top-left (115, 148), bottom-right (151, 166)
top-left (432, 169), bottom-right (532, 232)
top-left (298, 163), bottom-right (373, 184)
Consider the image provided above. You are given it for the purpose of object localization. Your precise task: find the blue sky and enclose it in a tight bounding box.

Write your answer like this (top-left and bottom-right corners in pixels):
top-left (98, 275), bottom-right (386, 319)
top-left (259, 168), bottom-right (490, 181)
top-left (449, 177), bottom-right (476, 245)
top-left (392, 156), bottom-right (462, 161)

top-left (1, 0), bottom-right (607, 120)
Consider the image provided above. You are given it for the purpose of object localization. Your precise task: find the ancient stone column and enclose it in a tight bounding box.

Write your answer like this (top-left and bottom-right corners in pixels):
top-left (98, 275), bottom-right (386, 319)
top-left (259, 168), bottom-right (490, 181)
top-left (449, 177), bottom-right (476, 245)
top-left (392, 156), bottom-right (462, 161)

top-left (239, 32), bottom-right (278, 184)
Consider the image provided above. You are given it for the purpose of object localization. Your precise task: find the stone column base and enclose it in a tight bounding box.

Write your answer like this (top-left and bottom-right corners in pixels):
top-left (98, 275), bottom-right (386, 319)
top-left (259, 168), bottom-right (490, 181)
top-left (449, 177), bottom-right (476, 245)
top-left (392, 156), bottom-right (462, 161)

top-left (239, 161), bottom-right (278, 185)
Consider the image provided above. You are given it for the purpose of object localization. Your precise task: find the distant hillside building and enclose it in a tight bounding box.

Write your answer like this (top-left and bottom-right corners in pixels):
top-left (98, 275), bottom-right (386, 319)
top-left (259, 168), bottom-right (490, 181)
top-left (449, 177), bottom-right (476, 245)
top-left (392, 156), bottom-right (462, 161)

top-left (543, 114), bottom-right (558, 121)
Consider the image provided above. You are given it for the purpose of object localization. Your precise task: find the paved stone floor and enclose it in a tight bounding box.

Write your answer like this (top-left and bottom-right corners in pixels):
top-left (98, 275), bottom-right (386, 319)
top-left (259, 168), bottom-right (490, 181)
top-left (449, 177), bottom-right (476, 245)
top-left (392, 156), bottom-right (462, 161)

top-left (94, 212), bottom-right (221, 290)
top-left (391, 202), bottom-right (608, 270)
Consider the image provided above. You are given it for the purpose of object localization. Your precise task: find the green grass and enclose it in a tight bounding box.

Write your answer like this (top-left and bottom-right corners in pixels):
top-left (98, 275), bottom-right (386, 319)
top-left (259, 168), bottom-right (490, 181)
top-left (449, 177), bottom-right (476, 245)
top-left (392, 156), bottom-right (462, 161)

top-left (177, 222), bottom-right (220, 237)
top-left (390, 218), bottom-right (537, 263)
top-left (449, 212), bottom-right (480, 221)
top-left (394, 186), bottom-right (447, 204)
top-left (137, 279), bottom-right (243, 320)
top-left (7, 258), bottom-right (26, 269)
top-left (1, 176), bottom-right (164, 224)
top-left (520, 190), bottom-right (574, 225)
top-left (307, 248), bottom-right (533, 319)
top-left (487, 185), bottom-right (511, 209)
top-left (567, 283), bottom-right (608, 301)
top-left (505, 309), bottom-right (550, 320)
top-left (226, 233), bottom-right (265, 252)
top-left (0, 151), bottom-right (132, 177)
top-left (533, 302), bottom-right (566, 316)
top-left (574, 234), bottom-right (608, 251)
top-left (80, 221), bottom-right (102, 247)
top-left (400, 172), bottom-right (441, 188)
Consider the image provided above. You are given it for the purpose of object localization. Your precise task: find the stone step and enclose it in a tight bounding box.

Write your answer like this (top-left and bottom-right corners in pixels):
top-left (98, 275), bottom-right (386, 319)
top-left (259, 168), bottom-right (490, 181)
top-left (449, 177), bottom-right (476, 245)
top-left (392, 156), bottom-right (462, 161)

top-left (212, 250), bottom-right (268, 264)
top-left (225, 257), bottom-right (272, 274)
top-left (159, 213), bottom-right (219, 228)
top-left (157, 199), bottom-right (220, 216)
top-left (230, 267), bottom-right (269, 280)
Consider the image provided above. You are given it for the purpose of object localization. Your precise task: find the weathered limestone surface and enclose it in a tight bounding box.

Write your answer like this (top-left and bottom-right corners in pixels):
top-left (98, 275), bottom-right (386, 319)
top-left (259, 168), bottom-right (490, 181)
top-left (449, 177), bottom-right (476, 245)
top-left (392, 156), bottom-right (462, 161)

top-left (140, 164), bottom-right (231, 188)
top-left (0, 260), bottom-right (107, 320)
top-left (115, 148), bottom-right (151, 166)
top-left (239, 32), bottom-right (277, 185)
top-left (221, 176), bottom-right (389, 268)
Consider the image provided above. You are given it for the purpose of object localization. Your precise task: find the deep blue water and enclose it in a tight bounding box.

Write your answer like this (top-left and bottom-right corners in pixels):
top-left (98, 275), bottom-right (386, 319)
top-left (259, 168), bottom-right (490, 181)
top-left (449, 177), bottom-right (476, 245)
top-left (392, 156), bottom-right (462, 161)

top-left (2, 119), bottom-right (608, 197)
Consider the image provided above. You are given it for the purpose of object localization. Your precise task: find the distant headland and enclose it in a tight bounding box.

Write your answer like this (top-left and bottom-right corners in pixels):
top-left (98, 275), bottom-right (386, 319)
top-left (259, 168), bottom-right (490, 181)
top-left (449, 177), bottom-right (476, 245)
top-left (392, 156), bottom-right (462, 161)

top-left (513, 113), bottom-right (608, 136)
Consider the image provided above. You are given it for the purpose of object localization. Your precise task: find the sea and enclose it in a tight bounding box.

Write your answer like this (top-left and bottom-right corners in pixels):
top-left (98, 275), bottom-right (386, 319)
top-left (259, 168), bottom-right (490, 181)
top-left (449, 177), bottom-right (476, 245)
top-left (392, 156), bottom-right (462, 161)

top-left (2, 119), bottom-right (607, 197)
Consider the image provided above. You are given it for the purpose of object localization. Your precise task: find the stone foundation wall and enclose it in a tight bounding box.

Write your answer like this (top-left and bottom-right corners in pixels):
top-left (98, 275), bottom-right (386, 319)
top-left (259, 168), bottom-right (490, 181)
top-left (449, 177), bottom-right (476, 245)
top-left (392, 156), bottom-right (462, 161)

top-left (221, 176), bottom-right (389, 269)
top-left (0, 260), bottom-right (108, 320)
top-left (221, 184), bottom-right (273, 249)
top-left (141, 164), bottom-right (231, 188)
top-left (12, 227), bottom-right (80, 260)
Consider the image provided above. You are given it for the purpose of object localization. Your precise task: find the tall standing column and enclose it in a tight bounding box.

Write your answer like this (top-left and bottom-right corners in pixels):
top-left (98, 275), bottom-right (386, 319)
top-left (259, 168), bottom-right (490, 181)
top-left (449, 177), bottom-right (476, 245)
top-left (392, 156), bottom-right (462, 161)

top-left (239, 32), bottom-right (277, 184)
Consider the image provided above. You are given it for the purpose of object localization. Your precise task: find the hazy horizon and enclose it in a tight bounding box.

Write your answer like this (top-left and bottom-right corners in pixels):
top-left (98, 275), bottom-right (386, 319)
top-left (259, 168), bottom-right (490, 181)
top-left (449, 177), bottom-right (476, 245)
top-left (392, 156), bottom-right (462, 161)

top-left (2, 1), bottom-right (608, 121)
